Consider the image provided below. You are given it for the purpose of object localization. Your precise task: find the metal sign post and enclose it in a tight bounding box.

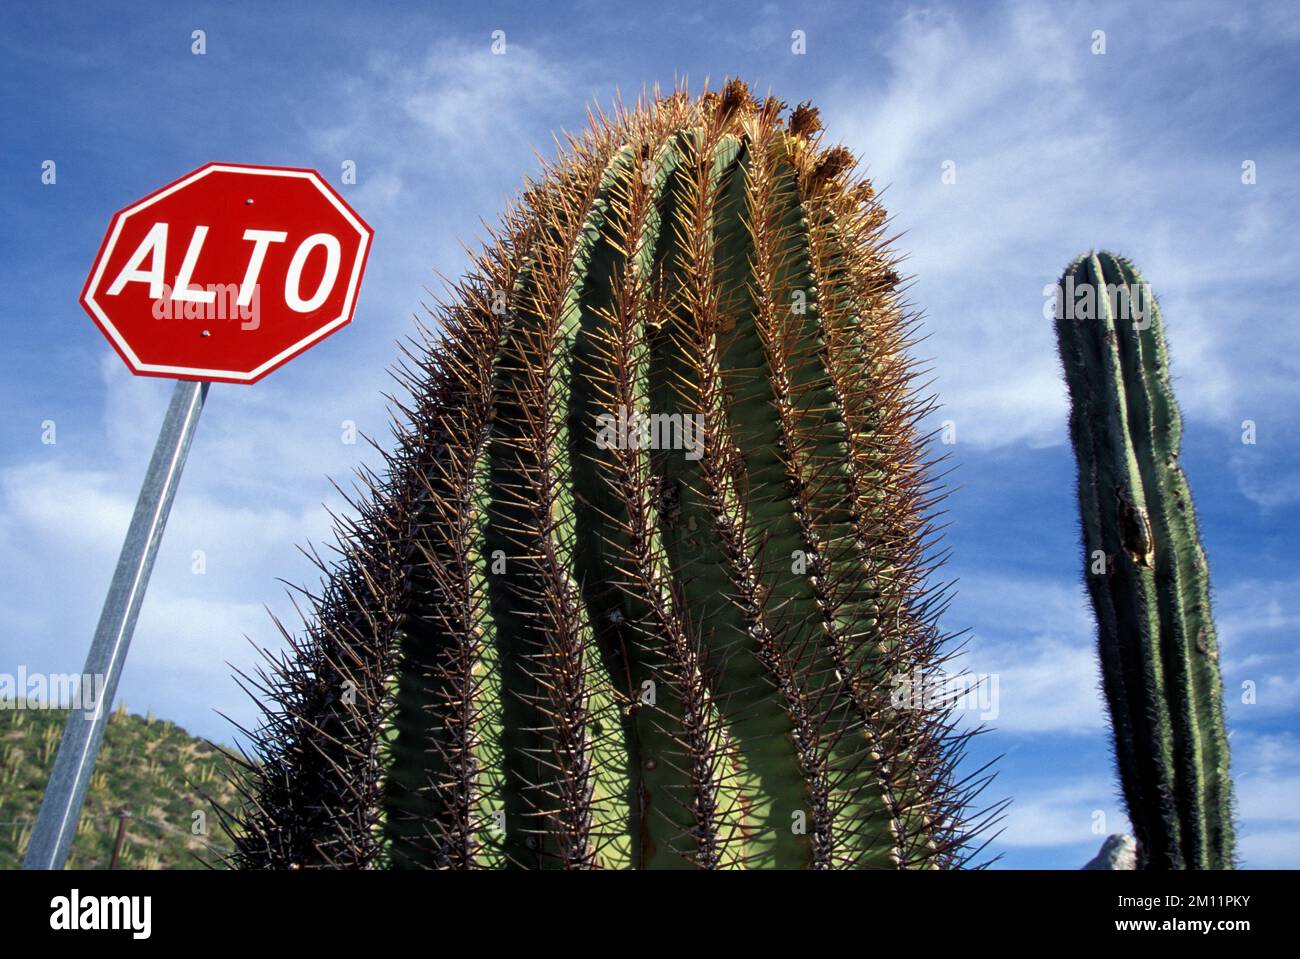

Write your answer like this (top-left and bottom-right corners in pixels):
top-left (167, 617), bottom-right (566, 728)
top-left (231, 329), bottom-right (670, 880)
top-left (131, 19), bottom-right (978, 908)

top-left (23, 379), bottom-right (208, 870)
top-left (24, 161), bottom-right (370, 869)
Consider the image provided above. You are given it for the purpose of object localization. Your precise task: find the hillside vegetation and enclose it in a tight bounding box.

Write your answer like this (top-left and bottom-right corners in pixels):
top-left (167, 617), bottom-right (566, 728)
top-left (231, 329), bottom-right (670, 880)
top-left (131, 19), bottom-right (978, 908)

top-left (0, 704), bottom-right (239, 869)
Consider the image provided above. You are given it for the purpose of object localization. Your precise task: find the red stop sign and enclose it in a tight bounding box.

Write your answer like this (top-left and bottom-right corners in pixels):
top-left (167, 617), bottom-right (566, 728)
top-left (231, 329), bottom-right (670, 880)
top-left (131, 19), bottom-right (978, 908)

top-left (80, 162), bottom-right (373, 384)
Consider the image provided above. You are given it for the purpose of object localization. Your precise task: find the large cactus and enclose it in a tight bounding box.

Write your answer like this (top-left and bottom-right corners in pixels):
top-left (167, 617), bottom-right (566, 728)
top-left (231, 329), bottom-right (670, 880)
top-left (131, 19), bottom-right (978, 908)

top-left (1054, 251), bottom-right (1234, 869)
top-left (226, 82), bottom-right (997, 870)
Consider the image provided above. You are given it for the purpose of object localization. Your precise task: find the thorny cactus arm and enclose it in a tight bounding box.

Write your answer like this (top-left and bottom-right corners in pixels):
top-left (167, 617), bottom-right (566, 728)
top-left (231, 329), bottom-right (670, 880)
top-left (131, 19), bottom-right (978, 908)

top-left (1054, 251), bottom-right (1234, 870)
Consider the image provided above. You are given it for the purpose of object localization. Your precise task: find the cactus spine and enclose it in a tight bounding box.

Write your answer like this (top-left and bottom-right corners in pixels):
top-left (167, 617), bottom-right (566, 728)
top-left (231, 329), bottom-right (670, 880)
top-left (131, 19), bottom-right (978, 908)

top-left (227, 82), bottom-right (997, 870)
top-left (1054, 251), bottom-right (1234, 869)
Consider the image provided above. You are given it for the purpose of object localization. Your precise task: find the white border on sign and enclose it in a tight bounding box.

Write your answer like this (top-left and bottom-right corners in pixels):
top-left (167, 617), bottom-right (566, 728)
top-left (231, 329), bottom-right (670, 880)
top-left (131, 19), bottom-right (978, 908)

top-left (83, 165), bottom-right (372, 382)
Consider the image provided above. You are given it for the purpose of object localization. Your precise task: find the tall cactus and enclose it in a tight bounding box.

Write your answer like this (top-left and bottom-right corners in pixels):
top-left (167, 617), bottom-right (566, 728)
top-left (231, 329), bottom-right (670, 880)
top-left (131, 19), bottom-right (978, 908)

top-left (1054, 251), bottom-right (1234, 869)
top-left (225, 82), bottom-right (998, 870)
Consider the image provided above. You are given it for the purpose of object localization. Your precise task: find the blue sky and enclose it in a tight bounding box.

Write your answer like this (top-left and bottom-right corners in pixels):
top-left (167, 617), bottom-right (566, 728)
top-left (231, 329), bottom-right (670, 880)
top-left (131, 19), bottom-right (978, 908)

top-left (2, 0), bottom-right (1297, 868)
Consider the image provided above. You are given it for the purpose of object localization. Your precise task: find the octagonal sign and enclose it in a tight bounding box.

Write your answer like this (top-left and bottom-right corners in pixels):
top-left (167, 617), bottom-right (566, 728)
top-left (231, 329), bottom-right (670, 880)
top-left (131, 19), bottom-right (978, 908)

top-left (80, 162), bottom-right (372, 384)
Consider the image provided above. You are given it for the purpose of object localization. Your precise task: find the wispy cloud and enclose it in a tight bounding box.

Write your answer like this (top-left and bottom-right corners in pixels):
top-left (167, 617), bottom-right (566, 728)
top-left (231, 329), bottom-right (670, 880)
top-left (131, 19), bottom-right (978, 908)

top-left (1230, 447), bottom-right (1300, 510)
top-left (823, 0), bottom-right (1300, 451)
top-left (0, 356), bottom-right (355, 739)
top-left (312, 36), bottom-right (580, 216)
top-left (1230, 731), bottom-right (1300, 867)
top-left (1216, 578), bottom-right (1300, 718)
top-left (996, 777), bottom-right (1125, 850)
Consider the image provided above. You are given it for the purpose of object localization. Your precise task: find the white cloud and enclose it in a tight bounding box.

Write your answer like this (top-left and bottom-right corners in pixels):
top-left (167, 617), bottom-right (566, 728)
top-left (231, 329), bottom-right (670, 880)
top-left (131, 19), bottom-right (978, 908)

top-left (0, 356), bottom-right (368, 741)
top-left (1213, 578), bottom-right (1300, 717)
top-left (312, 37), bottom-right (576, 215)
top-left (965, 633), bottom-right (1107, 734)
top-left (1237, 772), bottom-right (1300, 823)
top-left (992, 731), bottom-right (1300, 865)
top-left (1230, 449), bottom-right (1300, 510)
top-left (996, 778), bottom-right (1126, 849)
top-left (1232, 730), bottom-right (1300, 867)
top-left (1218, 579), bottom-right (1300, 642)
top-left (1237, 829), bottom-right (1300, 869)
top-left (951, 572), bottom-right (1107, 733)
top-left (822, 0), bottom-right (1300, 451)
top-left (132, 595), bottom-right (273, 675)
top-left (396, 42), bottom-right (570, 149)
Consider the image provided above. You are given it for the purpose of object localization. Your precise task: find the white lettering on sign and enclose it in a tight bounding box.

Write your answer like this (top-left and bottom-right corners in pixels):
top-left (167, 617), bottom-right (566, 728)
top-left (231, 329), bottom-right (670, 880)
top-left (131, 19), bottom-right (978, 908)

top-left (170, 225), bottom-right (215, 303)
top-left (285, 233), bottom-right (341, 313)
top-left (105, 222), bottom-right (169, 298)
top-left (105, 223), bottom-right (343, 313)
top-left (239, 229), bottom-right (288, 308)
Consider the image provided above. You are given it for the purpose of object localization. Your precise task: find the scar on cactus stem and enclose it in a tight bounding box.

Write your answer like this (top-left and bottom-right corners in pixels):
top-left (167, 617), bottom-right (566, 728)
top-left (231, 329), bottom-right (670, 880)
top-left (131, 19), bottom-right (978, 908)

top-left (1054, 251), bottom-right (1235, 870)
top-left (221, 80), bottom-right (1005, 870)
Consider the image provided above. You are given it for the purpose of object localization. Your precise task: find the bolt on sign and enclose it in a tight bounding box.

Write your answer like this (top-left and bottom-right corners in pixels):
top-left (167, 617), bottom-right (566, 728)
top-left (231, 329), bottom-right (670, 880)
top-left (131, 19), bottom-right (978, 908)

top-left (23, 163), bottom-right (372, 871)
top-left (81, 162), bottom-right (372, 383)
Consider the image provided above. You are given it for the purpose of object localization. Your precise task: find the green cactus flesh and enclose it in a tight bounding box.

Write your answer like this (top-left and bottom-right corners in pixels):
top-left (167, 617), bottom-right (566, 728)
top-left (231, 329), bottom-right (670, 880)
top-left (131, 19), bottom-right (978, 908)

top-left (227, 83), bottom-right (998, 870)
top-left (1055, 251), bottom-right (1234, 869)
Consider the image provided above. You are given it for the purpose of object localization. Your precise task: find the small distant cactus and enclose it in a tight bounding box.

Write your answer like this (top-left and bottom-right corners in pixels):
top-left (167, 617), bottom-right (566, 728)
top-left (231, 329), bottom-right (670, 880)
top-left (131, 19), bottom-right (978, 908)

top-left (1054, 251), bottom-right (1234, 869)
top-left (227, 82), bottom-right (999, 870)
